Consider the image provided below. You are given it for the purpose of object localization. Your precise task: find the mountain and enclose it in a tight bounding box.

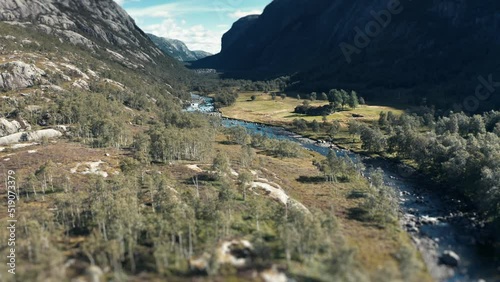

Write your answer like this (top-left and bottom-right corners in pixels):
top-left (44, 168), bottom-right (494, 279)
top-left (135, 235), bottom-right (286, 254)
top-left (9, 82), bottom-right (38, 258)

top-left (193, 0), bottom-right (500, 109)
top-left (0, 0), bottom-right (189, 81)
top-left (0, 0), bottom-right (193, 140)
top-left (148, 33), bottom-right (212, 62)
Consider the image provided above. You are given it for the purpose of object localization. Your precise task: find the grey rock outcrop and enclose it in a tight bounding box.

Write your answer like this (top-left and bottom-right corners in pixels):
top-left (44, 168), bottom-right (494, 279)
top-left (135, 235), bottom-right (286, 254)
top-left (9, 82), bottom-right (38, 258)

top-left (0, 129), bottom-right (62, 145)
top-left (0, 61), bottom-right (46, 91)
top-left (0, 118), bottom-right (21, 137)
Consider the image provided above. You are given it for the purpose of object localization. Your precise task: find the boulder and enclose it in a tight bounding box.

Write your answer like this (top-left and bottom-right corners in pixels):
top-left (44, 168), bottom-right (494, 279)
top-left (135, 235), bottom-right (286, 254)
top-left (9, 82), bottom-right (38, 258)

top-left (440, 250), bottom-right (460, 267)
top-left (84, 265), bottom-right (103, 282)
top-left (260, 265), bottom-right (288, 282)
top-left (216, 239), bottom-right (254, 268)
top-left (0, 129), bottom-right (62, 145)
top-left (0, 61), bottom-right (46, 91)
top-left (0, 118), bottom-right (21, 137)
top-left (72, 79), bottom-right (90, 90)
top-left (188, 253), bottom-right (211, 273)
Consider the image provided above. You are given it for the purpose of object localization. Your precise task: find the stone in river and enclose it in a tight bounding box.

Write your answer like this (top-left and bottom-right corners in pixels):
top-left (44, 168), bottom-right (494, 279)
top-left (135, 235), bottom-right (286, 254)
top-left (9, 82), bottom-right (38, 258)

top-left (439, 250), bottom-right (460, 267)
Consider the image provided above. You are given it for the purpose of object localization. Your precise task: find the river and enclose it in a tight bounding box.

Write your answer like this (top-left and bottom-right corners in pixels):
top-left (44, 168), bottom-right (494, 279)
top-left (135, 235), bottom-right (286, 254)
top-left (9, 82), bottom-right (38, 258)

top-left (185, 95), bottom-right (498, 281)
top-left (221, 119), bottom-right (498, 282)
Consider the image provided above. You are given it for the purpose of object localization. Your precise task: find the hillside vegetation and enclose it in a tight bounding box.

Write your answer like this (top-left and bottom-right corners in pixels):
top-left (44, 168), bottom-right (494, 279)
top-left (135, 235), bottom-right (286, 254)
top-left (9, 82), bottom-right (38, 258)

top-left (0, 18), bottom-right (430, 282)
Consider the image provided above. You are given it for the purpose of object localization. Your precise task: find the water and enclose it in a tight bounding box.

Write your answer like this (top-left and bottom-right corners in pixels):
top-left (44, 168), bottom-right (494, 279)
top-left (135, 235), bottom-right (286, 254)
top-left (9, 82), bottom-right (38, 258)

top-left (183, 93), bottom-right (215, 113)
top-left (221, 118), bottom-right (499, 282)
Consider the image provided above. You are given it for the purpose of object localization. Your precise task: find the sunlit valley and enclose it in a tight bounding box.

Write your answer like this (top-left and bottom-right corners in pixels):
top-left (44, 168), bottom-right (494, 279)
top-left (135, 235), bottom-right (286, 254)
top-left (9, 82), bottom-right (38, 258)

top-left (0, 1), bottom-right (499, 282)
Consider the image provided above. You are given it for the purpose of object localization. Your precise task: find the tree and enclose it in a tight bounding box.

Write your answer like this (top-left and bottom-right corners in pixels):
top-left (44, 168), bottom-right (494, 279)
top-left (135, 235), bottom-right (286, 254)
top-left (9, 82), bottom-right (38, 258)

top-left (212, 153), bottom-right (230, 180)
top-left (348, 120), bottom-right (363, 137)
top-left (369, 168), bottom-right (385, 189)
top-left (132, 133), bottom-right (151, 163)
top-left (333, 90), bottom-right (343, 110)
top-left (359, 97), bottom-right (366, 105)
top-left (280, 93), bottom-right (287, 100)
top-left (328, 121), bottom-right (341, 139)
top-left (494, 123), bottom-right (500, 136)
top-left (348, 91), bottom-right (359, 109)
top-left (313, 149), bottom-right (353, 182)
top-left (340, 90), bottom-right (349, 110)
top-left (271, 93), bottom-right (277, 100)
top-left (310, 92), bottom-right (317, 101)
top-left (378, 112), bottom-right (388, 127)
top-left (271, 140), bottom-right (302, 158)
top-left (387, 111), bottom-right (397, 124)
top-left (225, 126), bottom-right (249, 145)
top-left (293, 118), bottom-right (308, 131)
top-left (251, 95), bottom-right (257, 101)
top-left (311, 120), bottom-right (320, 132)
top-left (321, 92), bottom-right (328, 101)
top-left (469, 115), bottom-right (486, 135)
top-left (238, 171), bottom-right (253, 201)
top-left (360, 126), bottom-right (387, 152)
top-left (240, 145), bottom-right (255, 168)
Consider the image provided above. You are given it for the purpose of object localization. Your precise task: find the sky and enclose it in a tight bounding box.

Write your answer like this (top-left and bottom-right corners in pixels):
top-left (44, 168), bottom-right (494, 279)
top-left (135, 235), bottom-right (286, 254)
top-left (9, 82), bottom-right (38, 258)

top-left (115, 0), bottom-right (272, 54)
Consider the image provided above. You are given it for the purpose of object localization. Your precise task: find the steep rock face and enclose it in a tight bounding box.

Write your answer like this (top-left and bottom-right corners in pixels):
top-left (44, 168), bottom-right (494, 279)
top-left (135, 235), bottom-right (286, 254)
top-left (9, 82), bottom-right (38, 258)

top-left (147, 34), bottom-right (211, 62)
top-left (0, 61), bottom-right (46, 91)
top-left (193, 0), bottom-right (500, 108)
top-left (221, 15), bottom-right (259, 51)
top-left (0, 0), bottom-right (166, 63)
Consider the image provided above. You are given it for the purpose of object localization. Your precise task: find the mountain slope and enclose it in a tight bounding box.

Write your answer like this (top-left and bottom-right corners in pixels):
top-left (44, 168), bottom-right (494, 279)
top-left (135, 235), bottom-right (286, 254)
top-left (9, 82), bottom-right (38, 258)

top-left (193, 0), bottom-right (500, 109)
top-left (0, 0), bottom-right (190, 74)
top-left (148, 33), bottom-right (212, 62)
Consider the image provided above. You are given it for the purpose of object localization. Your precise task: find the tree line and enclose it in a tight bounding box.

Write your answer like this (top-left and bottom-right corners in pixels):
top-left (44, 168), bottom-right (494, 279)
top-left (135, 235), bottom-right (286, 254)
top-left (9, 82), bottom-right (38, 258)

top-left (354, 109), bottom-right (500, 234)
top-left (294, 89), bottom-right (363, 116)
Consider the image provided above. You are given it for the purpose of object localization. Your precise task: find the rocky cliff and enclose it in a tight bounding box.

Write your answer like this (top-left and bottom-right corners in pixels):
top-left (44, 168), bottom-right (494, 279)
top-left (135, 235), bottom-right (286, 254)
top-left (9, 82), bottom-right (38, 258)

top-left (0, 0), bottom-right (192, 95)
top-left (193, 0), bottom-right (500, 108)
top-left (221, 15), bottom-right (260, 51)
top-left (0, 0), bottom-right (174, 66)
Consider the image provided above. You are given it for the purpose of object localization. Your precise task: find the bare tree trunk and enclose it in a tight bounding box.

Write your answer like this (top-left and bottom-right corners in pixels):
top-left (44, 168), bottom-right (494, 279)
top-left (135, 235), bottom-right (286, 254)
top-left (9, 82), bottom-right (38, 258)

top-left (192, 175), bottom-right (200, 199)
top-left (188, 225), bottom-right (193, 258)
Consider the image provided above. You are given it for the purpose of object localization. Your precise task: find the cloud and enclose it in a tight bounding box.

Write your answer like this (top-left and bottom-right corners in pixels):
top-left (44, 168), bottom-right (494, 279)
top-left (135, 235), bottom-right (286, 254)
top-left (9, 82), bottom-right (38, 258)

top-left (228, 9), bottom-right (263, 19)
top-left (122, 1), bottom-right (266, 54)
top-left (144, 19), bottom-right (225, 54)
top-left (114, 0), bottom-right (140, 5)
top-left (127, 2), bottom-right (234, 19)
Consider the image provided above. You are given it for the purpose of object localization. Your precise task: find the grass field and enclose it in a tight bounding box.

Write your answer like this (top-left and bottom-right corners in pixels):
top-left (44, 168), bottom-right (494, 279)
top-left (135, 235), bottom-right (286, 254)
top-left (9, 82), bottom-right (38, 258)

top-left (221, 92), bottom-right (404, 125)
top-left (220, 92), bottom-right (405, 151)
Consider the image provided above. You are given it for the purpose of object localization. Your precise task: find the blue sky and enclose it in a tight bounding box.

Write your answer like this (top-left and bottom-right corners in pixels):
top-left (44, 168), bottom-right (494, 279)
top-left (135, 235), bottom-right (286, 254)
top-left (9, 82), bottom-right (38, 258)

top-left (116, 0), bottom-right (272, 54)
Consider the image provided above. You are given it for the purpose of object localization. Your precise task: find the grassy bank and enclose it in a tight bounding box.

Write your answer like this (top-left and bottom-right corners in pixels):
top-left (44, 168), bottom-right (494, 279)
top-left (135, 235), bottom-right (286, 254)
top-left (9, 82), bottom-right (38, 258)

top-left (220, 91), bottom-right (404, 151)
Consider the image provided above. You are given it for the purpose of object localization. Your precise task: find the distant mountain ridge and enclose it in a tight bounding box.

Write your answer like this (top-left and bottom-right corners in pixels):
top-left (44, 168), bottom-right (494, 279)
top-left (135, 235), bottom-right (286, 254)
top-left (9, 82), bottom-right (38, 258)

top-left (193, 0), bottom-right (500, 109)
top-left (147, 33), bottom-right (212, 62)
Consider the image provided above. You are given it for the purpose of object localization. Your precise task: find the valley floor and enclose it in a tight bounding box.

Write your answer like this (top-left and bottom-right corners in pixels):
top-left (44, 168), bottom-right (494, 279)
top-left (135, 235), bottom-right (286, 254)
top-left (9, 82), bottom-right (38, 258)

top-left (0, 134), bottom-right (430, 281)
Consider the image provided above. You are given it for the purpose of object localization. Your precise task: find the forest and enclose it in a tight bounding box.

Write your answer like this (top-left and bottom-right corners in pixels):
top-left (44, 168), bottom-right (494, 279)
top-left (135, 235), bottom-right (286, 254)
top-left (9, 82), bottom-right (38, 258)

top-left (0, 21), bottom-right (432, 282)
